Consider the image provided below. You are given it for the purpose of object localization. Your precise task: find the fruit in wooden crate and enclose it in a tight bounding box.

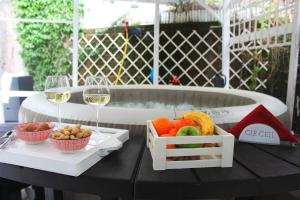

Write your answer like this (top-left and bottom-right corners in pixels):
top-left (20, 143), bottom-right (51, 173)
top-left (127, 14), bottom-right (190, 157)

top-left (203, 143), bottom-right (218, 147)
top-left (191, 156), bottom-right (201, 160)
top-left (152, 118), bottom-right (174, 136)
top-left (166, 144), bottom-right (175, 149)
top-left (160, 133), bottom-right (174, 137)
top-left (174, 119), bottom-right (195, 129)
top-left (176, 126), bottom-right (201, 148)
top-left (171, 156), bottom-right (200, 161)
top-left (168, 128), bottom-right (179, 136)
top-left (177, 111), bottom-right (214, 136)
top-left (159, 133), bottom-right (175, 149)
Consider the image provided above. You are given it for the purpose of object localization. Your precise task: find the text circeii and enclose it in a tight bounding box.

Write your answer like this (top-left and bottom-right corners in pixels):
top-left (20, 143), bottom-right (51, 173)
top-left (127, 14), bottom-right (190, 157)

top-left (239, 123), bottom-right (280, 145)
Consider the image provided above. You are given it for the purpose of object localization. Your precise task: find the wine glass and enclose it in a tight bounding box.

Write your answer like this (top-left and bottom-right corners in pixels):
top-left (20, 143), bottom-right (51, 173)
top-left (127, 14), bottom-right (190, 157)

top-left (44, 75), bottom-right (71, 127)
top-left (83, 76), bottom-right (110, 130)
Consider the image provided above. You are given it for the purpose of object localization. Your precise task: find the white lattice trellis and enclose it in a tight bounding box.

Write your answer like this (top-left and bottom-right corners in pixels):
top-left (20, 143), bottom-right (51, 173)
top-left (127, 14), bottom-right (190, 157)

top-left (77, 32), bottom-right (154, 85)
top-left (75, 0), bottom-right (296, 92)
top-left (229, 41), bottom-right (270, 90)
top-left (230, 0), bottom-right (294, 49)
top-left (77, 29), bottom-right (222, 87)
top-left (159, 29), bottom-right (222, 86)
top-left (229, 0), bottom-right (295, 90)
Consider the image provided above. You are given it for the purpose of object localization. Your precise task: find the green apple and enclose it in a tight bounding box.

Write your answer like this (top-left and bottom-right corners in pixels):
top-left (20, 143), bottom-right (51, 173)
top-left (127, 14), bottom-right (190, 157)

top-left (176, 126), bottom-right (201, 148)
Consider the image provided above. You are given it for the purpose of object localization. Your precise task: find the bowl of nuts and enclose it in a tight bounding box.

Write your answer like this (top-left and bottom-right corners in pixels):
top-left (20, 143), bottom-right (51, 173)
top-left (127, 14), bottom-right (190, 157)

top-left (50, 124), bottom-right (92, 152)
top-left (15, 122), bottom-right (54, 144)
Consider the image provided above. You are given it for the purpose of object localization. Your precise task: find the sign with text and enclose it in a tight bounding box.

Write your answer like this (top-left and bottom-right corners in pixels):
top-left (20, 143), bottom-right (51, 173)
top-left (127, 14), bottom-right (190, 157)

top-left (239, 123), bottom-right (280, 145)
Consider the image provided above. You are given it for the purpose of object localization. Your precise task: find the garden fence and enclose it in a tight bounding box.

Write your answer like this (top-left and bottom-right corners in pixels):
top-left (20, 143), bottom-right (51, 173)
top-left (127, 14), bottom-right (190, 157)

top-left (161, 9), bottom-right (222, 24)
top-left (74, 0), bottom-right (295, 92)
top-left (75, 27), bottom-right (272, 91)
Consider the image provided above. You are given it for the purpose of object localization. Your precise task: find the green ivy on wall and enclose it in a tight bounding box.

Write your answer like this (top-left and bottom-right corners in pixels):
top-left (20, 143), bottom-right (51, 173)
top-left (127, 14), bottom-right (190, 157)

top-left (13, 0), bottom-right (73, 90)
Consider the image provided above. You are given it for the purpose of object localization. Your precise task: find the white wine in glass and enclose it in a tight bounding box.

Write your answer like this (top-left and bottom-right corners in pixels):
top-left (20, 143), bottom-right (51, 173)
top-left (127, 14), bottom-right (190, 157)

top-left (83, 76), bottom-right (110, 129)
top-left (83, 92), bottom-right (110, 106)
top-left (45, 90), bottom-right (71, 104)
top-left (44, 75), bottom-right (71, 126)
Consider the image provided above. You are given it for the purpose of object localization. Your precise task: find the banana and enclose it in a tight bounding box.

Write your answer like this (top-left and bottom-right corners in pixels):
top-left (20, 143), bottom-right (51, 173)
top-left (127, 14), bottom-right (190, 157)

top-left (177, 111), bottom-right (215, 135)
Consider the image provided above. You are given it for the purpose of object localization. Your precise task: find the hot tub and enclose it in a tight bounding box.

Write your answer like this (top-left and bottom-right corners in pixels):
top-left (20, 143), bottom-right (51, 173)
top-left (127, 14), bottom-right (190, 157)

top-left (19, 85), bottom-right (289, 134)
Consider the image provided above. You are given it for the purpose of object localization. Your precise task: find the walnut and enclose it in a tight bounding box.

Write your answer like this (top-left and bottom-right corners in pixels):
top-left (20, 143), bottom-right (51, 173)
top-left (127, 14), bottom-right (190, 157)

top-left (76, 132), bottom-right (84, 138)
top-left (70, 135), bottom-right (77, 140)
top-left (63, 130), bottom-right (71, 135)
top-left (71, 128), bottom-right (80, 134)
top-left (51, 124), bottom-right (92, 140)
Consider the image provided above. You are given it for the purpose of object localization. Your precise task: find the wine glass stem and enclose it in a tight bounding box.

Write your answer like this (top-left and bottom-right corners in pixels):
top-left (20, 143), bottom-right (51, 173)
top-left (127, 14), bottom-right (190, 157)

top-left (96, 106), bottom-right (99, 129)
top-left (58, 103), bottom-right (61, 126)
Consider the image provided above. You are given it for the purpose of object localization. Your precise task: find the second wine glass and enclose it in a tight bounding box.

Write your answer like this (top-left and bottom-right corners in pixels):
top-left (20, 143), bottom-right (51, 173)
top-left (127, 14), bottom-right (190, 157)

top-left (83, 76), bottom-right (111, 130)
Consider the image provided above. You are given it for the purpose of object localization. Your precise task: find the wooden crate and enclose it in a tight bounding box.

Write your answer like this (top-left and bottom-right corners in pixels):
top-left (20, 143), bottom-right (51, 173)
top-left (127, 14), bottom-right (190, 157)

top-left (147, 120), bottom-right (234, 170)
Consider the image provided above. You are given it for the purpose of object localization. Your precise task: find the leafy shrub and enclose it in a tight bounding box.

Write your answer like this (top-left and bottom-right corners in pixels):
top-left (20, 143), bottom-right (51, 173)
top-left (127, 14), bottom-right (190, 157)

top-left (13, 0), bottom-right (73, 90)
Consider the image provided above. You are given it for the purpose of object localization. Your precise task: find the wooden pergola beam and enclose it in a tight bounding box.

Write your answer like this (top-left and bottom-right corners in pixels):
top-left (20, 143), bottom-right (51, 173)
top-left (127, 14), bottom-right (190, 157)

top-left (222, 0), bottom-right (230, 89)
top-left (72, 0), bottom-right (79, 87)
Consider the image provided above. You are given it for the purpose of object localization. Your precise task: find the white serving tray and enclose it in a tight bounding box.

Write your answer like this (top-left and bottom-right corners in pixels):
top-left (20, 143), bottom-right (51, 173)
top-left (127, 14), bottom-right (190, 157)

top-left (0, 123), bottom-right (129, 177)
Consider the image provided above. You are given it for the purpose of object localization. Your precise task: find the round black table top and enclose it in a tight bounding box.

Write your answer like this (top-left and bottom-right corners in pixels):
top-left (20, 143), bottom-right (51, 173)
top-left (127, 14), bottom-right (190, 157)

top-left (1, 124), bottom-right (300, 200)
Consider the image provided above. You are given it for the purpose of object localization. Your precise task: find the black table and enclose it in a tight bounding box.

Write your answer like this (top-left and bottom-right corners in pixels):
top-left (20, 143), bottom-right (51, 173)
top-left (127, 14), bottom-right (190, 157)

top-left (0, 124), bottom-right (146, 200)
top-left (1, 124), bottom-right (300, 200)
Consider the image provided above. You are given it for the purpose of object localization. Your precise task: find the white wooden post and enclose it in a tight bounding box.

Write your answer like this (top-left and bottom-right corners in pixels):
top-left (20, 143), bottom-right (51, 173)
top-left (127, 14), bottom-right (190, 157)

top-left (222, 0), bottom-right (230, 89)
top-left (72, 0), bottom-right (79, 87)
top-left (153, 0), bottom-right (160, 85)
top-left (287, 0), bottom-right (300, 130)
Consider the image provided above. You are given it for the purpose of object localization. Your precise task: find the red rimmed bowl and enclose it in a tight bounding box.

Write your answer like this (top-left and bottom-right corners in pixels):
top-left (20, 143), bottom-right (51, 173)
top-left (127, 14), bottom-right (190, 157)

top-left (50, 136), bottom-right (91, 153)
top-left (15, 122), bottom-right (54, 144)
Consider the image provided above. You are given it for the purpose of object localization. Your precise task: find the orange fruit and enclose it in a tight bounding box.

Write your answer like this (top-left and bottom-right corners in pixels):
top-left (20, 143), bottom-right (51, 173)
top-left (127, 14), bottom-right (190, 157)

top-left (174, 119), bottom-right (196, 130)
top-left (159, 133), bottom-right (175, 149)
top-left (167, 144), bottom-right (175, 149)
top-left (160, 133), bottom-right (174, 137)
top-left (168, 128), bottom-right (179, 136)
top-left (152, 118), bottom-right (174, 136)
